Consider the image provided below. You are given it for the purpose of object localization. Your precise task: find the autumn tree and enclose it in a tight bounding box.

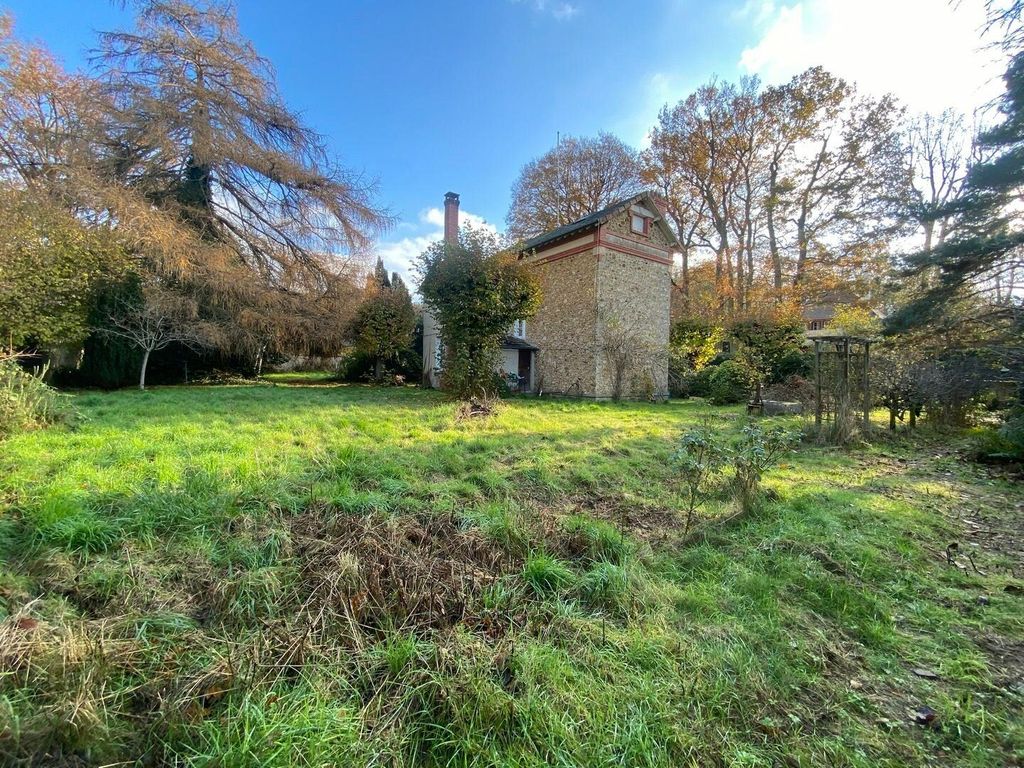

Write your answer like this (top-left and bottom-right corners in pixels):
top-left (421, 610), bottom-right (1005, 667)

top-left (350, 258), bottom-right (416, 381)
top-left (506, 132), bottom-right (643, 241)
top-left (417, 227), bottom-right (540, 399)
top-left (778, 76), bottom-right (911, 290)
top-left (91, 0), bottom-right (389, 358)
top-left (646, 68), bottom-right (912, 319)
top-left (646, 80), bottom-right (756, 313)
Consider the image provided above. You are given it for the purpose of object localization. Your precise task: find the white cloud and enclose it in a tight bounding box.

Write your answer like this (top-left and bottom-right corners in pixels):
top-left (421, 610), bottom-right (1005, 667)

top-left (551, 3), bottom-right (580, 21)
top-left (375, 206), bottom-right (500, 292)
top-left (731, 0), bottom-right (779, 25)
top-left (738, 0), bottom-right (1005, 115)
top-left (420, 206), bottom-right (497, 233)
top-left (512, 0), bottom-right (580, 21)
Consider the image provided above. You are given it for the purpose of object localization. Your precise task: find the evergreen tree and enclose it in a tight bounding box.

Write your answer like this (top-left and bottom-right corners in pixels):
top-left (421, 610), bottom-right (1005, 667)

top-left (350, 261), bottom-right (415, 382)
top-left (890, 3), bottom-right (1023, 331)
top-left (372, 257), bottom-right (391, 290)
top-left (93, 0), bottom-right (389, 359)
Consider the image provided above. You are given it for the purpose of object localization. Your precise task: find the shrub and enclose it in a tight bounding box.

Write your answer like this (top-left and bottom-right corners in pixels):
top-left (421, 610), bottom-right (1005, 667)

top-left (708, 360), bottom-right (754, 405)
top-left (731, 423), bottom-right (798, 513)
top-left (336, 347), bottom-right (420, 384)
top-left (0, 359), bottom-right (67, 437)
top-left (687, 366), bottom-right (716, 398)
top-left (670, 320), bottom-right (724, 371)
top-left (673, 424), bottom-right (729, 534)
top-left (730, 318), bottom-right (805, 389)
top-left (1001, 406), bottom-right (1024, 458)
top-left (973, 406), bottom-right (1024, 462)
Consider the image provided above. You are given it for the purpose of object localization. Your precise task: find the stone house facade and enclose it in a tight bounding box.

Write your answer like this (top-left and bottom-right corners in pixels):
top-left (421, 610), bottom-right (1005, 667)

top-left (422, 191), bottom-right (677, 399)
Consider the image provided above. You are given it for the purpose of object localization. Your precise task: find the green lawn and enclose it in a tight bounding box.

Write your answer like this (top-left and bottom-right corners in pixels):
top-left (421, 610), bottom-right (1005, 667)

top-left (0, 384), bottom-right (1020, 766)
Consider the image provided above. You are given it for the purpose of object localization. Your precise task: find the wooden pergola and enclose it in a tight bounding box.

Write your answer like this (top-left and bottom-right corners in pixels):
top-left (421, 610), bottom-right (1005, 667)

top-left (810, 332), bottom-right (873, 434)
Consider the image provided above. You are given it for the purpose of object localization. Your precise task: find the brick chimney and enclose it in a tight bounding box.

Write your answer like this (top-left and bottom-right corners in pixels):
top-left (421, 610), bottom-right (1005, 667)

top-left (443, 192), bottom-right (459, 245)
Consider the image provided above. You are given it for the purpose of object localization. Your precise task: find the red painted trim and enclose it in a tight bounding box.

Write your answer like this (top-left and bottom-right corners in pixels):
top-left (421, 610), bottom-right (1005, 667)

top-left (528, 228), bottom-right (672, 267)
top-left (530, 233), bottom-right (599, 265)
top-left (596, 234), bottom-right (672, 265)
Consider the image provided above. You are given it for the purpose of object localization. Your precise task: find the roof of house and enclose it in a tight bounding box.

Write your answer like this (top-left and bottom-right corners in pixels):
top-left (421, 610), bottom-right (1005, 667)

top-left (803, 305), bottom-right (839, 322)
top-left (521, 192), bottom-right (680, 253)
top-left (499, 335), bottom-right (538, 351)
top-left (801, 290), bottom-right (878, 321)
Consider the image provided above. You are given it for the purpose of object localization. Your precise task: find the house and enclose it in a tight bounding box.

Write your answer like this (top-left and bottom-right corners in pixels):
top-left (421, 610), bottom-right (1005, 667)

top-left (422, 191), bottom-right (678, 399)
top-left (801, 289), bottom-right (877, 332)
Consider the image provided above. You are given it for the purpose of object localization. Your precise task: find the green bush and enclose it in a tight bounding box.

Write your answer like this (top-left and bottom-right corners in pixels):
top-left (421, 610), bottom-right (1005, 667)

top-left (0, 359), bottom-right (67, 437)
top-left (708, 360), bottom-right (754, 405)
top-left (732, 423), bottom-right (798, 512)
top-left (673, 365), bottom-right (716, 399)
top-left (336, 347), bottom-right (420, 384)
top-left (972, 406), bottom-right (1024, 461)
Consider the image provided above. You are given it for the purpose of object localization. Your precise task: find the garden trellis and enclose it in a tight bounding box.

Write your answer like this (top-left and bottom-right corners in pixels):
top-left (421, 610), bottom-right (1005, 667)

top-left (811, 333), bottom-right (873, 440)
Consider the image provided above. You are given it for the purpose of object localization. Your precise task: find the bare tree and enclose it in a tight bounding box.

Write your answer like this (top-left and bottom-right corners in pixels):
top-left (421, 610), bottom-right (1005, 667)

top-left (599, 315), bottom-right (668, 401)
top-left (786, 83), bottom-right (912, 288)
top-left (101, 286), bottom-right (215, 390)
top-left (907, 109), bottom-right (972, 253)
top-left (506, 133), bottom-right (643, 241)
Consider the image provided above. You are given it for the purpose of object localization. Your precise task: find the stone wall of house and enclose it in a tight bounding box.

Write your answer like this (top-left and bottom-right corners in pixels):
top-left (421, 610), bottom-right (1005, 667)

top-left (594, 249), bottom-right (671, 399)
top-left (593, 208), bottom-right (672, 399)
top-left (524, 238), bottom-right (599, 395)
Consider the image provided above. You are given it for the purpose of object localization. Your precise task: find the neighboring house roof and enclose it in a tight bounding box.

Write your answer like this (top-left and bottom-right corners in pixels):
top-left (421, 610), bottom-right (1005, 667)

top-left (801, 289), bottom-right (879, 322)
top-left (521, 192), bottom-right (680, 253)
top-left (499, 335), bottom-right (538, 351)
top-left (803, 305), bottom-right (838, 322)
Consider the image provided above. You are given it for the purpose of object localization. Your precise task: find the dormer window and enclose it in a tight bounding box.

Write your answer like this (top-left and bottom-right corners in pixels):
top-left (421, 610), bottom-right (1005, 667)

top-left (630, 213), bottom-right (647, 234)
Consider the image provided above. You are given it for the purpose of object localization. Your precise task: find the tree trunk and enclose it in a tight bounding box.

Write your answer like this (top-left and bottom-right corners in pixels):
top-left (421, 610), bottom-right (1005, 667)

top-left (139, 347), bottom-right (151, 391)
top-left (676, 223), bottom-right (690, 297)
top-left (889, 408), bottom-right (896, 431)
top-left (767, 162), bottom-right (783, 292)
top-left (794, 210), bottom-right (809, 286)
top-left (374, 356), bottom-right (383, 382)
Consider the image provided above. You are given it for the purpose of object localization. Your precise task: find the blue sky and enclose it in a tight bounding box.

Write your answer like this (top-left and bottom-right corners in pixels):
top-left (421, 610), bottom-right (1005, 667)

top-left (3, 0), bottom-right (1003, 279)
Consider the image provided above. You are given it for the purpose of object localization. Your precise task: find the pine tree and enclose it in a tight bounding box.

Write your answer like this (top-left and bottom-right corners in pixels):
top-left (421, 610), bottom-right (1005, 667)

top-left (889, 4), bottom-right (1023, 331)
top-left (351, 261), bottom-right (415, 382)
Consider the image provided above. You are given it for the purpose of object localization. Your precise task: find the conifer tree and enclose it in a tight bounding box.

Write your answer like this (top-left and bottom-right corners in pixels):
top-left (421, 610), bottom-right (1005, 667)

top-left (890, 2), bottom-right (1023, 332)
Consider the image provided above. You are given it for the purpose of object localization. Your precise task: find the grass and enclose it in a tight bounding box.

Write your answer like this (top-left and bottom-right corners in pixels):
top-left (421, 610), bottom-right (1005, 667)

top-left (0, 383), bottom-right (1021, 766)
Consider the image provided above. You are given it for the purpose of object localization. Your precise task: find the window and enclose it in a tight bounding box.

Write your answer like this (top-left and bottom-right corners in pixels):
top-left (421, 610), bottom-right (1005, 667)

top-left (511, 319), bottom-right (525, 338)
top-left (630, 213), bottom-right (648, 235)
